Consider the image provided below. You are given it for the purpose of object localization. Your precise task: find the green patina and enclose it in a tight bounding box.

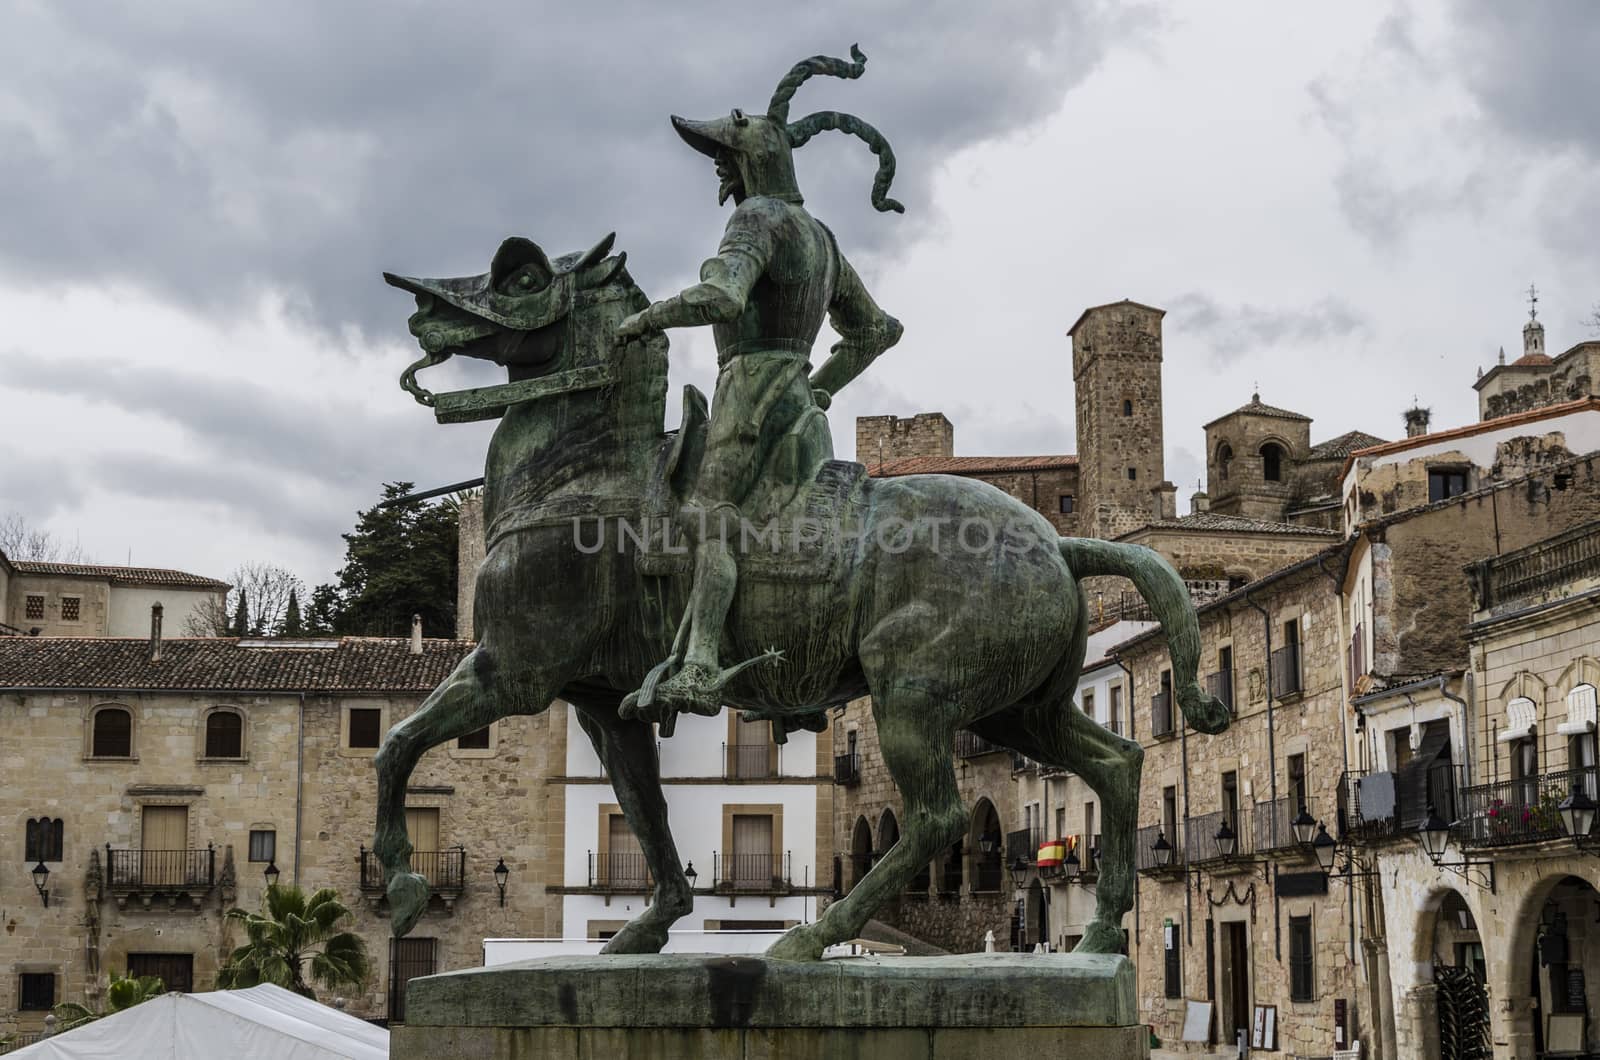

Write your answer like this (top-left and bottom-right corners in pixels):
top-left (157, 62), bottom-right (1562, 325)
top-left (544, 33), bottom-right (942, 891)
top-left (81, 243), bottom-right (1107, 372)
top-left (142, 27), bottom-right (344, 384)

top-left (371, 46), bottom-right (1228, 962)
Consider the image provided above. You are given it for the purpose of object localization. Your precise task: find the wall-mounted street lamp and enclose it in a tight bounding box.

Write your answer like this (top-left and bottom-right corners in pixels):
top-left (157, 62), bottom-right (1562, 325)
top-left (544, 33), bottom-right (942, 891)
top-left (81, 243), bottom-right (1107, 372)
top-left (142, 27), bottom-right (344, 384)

top-left (1213, 819), bottom-right (1238, 859)
top-left (31, 861), bottom-right (50, 908)
top-left (1291, 808), bottom-right (1318, 846)
top-left (1151, 831), bottom-right (1173, 868)
top-left (1417, 804), bottom-right (1495, 891)
top-left (1559, 782), bottom-right (1599, 853)
top-left (493, 858), bottom-right (510, 907)
top-left (684, 861), bottom-right (698, 888)
top-left (263, 860), bottom-right (281, 888)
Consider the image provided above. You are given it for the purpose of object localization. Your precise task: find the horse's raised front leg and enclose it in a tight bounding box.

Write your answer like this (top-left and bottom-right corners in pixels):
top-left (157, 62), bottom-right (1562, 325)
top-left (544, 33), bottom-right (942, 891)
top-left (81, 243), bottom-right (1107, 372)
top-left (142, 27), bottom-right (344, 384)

top-left (572, 702), bottom-right (693, 954)
top-left (767, 688), bottom-right (965, 961)
top-left (374, 646), bottom-right (554, 938)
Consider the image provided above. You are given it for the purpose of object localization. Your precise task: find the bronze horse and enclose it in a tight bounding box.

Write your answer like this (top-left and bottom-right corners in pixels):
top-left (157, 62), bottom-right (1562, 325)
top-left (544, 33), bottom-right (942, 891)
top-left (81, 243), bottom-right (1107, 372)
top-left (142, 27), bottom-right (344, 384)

top-left (372, 234), bottom-right (1229, 960)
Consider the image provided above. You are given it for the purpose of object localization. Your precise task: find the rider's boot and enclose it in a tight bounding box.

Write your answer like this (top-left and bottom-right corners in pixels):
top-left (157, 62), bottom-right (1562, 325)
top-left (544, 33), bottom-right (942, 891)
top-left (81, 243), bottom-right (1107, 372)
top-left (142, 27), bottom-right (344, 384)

top-left (652, 535), bottom-right (738, 716)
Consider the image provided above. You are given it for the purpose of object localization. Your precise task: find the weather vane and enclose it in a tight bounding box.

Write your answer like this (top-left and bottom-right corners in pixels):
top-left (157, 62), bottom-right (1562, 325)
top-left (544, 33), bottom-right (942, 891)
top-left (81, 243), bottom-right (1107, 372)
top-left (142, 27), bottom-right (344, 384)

top-left (1528, 283), bottom-right (1539, 321)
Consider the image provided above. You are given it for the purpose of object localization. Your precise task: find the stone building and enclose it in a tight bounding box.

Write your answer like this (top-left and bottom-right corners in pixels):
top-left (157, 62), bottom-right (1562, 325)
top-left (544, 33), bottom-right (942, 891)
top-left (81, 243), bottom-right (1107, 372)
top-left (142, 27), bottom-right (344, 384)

top-left (0, 625), bottom-right (566, 1033)
top-left (0, 551), bottom-right (227, 640)
top-left (1474, 301), bottom-right (1600, 421)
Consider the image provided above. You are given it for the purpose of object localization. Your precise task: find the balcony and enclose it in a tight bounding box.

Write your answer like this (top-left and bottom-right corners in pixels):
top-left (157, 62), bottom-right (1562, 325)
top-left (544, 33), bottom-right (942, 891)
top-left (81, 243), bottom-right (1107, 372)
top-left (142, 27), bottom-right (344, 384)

top-left (1136, 823), bottom-right (1186, 875)
top-left (955, 731), bottom-right (1008, 759)
top-left (833, 752), bottom-right (861, 785)
top-left (1205, 668), bottom-right (1235, 714)
top-left (588, 851), bottom-right (654, 891)
top-left (105, 845), bottom-right (215, 907)
top-left (723, 743), bottom-right (780, 780)
top-left (1253, 796), bottom-right (1317, 853)
top-left (1468, 519), bottom-right (1600, 614)
top-left (1270, 644), bottom-right (1303, 698)
top-left (1453, 766), bottom-right (1597, 849)
top-left (1151, 691), bottom-right (1175, 738)
top-left (1185, 808), bottom-right (1251, 865)
top-left (358, 846), bottom-right (466, 908)
top-left (713, 851), bottom-right (792, 893)
top-left (1338, 762), bottom-right (1462, 842)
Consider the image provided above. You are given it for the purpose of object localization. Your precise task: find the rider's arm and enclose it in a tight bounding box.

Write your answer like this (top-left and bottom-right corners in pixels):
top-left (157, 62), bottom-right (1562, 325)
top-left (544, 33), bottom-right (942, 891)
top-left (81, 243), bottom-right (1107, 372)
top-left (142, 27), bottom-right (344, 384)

top-left (810, 254), bottom-right (902, 401)
top-left (618, 202), bottom-right (776, 336)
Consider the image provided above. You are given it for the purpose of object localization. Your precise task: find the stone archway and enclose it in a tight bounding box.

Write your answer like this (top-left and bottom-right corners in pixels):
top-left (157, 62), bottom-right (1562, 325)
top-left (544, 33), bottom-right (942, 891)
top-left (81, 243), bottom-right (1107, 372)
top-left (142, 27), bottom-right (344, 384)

top-left (967, 798), bottom-right (1003, 894)
top-left (876, 808), bottom-right (900, 860)
top-left (849, 816), bottom-right (873, 892)
top-left (1391, 880), bottom-right (1490, 1060)
top-left (1494, 873), bottom-right (1600, 1059)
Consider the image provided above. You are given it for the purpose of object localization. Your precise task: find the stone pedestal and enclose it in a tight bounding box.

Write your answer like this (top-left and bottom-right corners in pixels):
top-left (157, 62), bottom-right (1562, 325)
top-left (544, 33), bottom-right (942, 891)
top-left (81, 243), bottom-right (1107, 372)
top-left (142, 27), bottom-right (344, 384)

top-left (392, 951), bottom-right (1149, 1059)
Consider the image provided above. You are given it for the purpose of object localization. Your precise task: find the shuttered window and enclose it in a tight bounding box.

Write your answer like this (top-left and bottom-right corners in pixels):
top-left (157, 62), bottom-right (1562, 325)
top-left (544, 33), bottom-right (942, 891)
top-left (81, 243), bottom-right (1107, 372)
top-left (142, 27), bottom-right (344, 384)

top-left (92, 708), bottom-right (132, 757)
top-left (205, 710), bottom-right (243, 758)
top-left (1289, 915), bottom-right (1315, 1002)
top-left (1164, 922), bottom-right (1182, 998)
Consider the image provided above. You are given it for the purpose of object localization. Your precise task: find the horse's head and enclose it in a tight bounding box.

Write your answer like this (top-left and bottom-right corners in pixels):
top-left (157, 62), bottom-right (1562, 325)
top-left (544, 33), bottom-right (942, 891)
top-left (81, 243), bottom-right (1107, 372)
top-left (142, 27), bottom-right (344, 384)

top-left (384, 233), bottom-right (637, 410)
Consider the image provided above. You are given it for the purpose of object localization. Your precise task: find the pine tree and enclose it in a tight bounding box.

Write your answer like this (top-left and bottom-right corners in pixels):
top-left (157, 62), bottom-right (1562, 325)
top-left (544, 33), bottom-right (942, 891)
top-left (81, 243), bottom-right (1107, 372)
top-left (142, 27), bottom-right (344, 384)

top-left (280, 589), bottom-right (304, 637)
top-left (303, 585), bottom-right (341, 636)
top-left (332, 483), bottom-right (458, 637)
top-left (231, 591), bottom-right (250, 637)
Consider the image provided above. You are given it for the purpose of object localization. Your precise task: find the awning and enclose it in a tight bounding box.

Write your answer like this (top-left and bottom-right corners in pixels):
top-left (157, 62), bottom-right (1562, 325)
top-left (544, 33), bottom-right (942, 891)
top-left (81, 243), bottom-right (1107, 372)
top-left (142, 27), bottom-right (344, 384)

top-left (1498, 696), bottom-right (1537, 743)
top-left (1557, 684), bottom-right (1597, 736)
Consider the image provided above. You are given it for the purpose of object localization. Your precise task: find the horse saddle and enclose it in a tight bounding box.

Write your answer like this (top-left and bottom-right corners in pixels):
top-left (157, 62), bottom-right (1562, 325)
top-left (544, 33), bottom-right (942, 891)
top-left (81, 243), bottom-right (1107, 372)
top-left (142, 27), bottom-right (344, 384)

top-left (635, 385), bottom-right (864, 582)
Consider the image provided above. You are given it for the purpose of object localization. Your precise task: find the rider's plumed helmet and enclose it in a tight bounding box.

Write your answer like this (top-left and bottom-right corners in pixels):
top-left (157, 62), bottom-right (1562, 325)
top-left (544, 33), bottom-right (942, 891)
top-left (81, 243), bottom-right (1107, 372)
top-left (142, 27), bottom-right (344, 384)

top-left (670, 45), bottom-right (905, 214)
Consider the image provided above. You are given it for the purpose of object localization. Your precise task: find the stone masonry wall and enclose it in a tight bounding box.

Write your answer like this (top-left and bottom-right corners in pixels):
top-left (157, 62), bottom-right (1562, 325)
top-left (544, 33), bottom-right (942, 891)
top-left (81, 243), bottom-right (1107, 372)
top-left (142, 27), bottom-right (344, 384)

top-left (456, 493), bottom-right (486, 641)
top-left (854, 413), bottom-right (955, 467)
top-left (1072, 302), bottom-right (1166, 540)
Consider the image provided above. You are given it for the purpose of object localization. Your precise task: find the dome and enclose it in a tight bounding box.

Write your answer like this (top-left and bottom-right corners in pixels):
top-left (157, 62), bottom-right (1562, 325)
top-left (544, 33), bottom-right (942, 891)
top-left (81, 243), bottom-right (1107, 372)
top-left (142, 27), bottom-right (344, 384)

top-left (1512, 352), bottom-right (1553, 367)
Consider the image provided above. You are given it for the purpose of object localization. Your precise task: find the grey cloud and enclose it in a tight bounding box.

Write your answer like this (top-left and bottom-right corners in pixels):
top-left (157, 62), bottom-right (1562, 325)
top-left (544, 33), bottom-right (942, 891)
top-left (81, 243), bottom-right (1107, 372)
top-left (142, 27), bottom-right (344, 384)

top-left (1166, 292), bottom-right (1369, 362)
top-left (0, 1), bottom-right (1154, 342)
top-left (1450, 1), bottom-right (1600, 155)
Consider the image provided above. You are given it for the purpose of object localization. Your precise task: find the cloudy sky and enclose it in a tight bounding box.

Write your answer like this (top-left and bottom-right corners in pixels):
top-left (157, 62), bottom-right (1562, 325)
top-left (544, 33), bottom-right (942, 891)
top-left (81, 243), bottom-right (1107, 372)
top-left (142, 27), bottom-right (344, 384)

top-left (3, 1), bottom-right (1598, 587)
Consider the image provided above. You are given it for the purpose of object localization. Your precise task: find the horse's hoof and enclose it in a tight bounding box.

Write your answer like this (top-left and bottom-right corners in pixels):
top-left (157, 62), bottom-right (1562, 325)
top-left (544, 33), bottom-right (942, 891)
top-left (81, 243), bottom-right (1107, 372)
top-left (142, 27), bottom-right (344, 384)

top-left (388, 872), bottom-right (430, 938)
top-left (765, 927), bottom-right (825, 962)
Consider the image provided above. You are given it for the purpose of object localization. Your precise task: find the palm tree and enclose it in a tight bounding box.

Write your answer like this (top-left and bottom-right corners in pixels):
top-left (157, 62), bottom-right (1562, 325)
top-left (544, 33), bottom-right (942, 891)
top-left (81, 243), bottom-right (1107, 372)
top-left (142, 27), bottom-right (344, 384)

top-left (50, 970), bottom-right (166, 1031)
top-left (217, 884), bottom-right (370, 999)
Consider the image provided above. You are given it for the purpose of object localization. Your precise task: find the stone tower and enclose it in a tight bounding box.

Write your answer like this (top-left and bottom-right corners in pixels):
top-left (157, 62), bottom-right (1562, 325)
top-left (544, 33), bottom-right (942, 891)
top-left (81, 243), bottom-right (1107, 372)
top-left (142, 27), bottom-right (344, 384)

top-left (854, 412), bottom-right (954, 469)
top-left (1202, 392), bottom-right (1313, 521)
top-left (1069, 300), bottom-right (1167, 539)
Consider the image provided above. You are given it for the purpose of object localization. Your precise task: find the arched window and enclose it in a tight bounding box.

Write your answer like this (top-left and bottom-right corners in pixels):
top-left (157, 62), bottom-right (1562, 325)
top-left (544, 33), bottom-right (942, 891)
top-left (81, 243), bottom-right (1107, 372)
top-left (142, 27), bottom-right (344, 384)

top-left (25, 817), bottom-right (64, 862)
top-left (1216, 443), bottom-right (1234, 482)
top-left (205, 710), bottom-right (244, 758)
top-left (1261, 443), bottom-right (1285, 482)
top-left (91, 707), bottom-right (132, 758)
top-left (1122, 399), bottom-right (1134, 417)
top-left (849, 816), bottom-right (874, 891)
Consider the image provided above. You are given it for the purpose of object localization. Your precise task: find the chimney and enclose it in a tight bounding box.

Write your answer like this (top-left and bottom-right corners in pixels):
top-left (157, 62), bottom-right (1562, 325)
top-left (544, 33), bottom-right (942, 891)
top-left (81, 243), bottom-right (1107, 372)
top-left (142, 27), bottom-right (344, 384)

top-left (1151, 482), bottom-right (1178, 521)
top-left (410, 614), bottom-right (423, 655)
top-left (149, 603), bottom-right (164, 662)
top-left (1191, 489), bottom-right (1210, 514)
top-left (1403, 405), bottom-right (1431, 439)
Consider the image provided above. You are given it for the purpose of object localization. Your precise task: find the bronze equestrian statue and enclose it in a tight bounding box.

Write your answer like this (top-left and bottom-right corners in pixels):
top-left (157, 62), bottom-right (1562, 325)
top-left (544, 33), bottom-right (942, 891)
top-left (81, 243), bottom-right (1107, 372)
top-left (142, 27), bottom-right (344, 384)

top-left (372, 46), bottom-right (1228, 962)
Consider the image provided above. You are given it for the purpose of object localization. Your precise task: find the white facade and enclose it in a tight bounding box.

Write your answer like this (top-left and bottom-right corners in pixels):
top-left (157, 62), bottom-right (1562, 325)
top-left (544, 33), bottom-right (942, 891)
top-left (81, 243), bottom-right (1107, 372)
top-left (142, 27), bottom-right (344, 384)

top-left (106, 585), bottom-right (219, 638)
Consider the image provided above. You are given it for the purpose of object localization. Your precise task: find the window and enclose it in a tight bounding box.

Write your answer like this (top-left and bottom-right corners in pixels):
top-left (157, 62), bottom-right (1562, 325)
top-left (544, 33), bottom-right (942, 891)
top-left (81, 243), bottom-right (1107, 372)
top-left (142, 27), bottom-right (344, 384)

top-left (19, 972), bottom-right (55, 1011)
top-left (91, 707), bottom-right (133, 757)
top-left (1162, 786), bottom-right (1178, 843)
top-left (1261, 443), bottom-right (1284, 482)
top-left (1123, 399), bottom-right (1134, 417)
top-left (1221, 771), bottom-right (1239, 832)
top-left (60, 595), bottom-right (81, 622)
top-left (388, 938), bottom-right (436, 1023)
top-left (25, 817), bottom-right (64, 862)
top-left (1429, 468), bottom-right (1468, 502)
top-left (1084, 802), bottom-right (1096, 846)
top-left (457, 726), bottom-right (491, 750)
top-left (1058, 494), bottom-right (1075, 514)
top-left (1055, 806), bottom-right (1066, 838)
top-left (127, 953), bottom-right (193, 994)
top-left (1127, 467), bottom-right (1137, 481)
top-left (1082, 689), bottom-right (1095, 724)
top-left (1217, 443), bottom-right (1234, 482)
top-left (204, 710), bottom-right (243, 758)
top-left (25, 594), bottom-right (44, 621)
top-left (1288, 754), bottom-right (1307, 814)
top-left (348, 708), bottom-right (382, 749)
top-left (1289, 916), bottom-right (1314, 1001)
top-left (248, 830), bottom-right (276, 863)
top-left (1164, 922), bottom-right (1182, 998)
top-left (1108, 684), bottom-right (1122, 735)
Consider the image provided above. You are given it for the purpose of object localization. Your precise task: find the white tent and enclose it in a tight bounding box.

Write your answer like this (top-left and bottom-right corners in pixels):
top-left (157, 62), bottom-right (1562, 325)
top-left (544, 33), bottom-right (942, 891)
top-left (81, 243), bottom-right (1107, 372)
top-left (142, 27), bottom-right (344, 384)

top-left (8, 983), bottom-right (388, 1060)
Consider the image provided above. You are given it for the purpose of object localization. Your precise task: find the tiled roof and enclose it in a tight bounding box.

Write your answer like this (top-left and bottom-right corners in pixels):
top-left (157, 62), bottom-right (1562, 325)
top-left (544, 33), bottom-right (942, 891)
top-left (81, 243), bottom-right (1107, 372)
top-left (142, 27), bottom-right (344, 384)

top-left (1124, 512), bottom-right (1340, 538)
top-left (0, 637), bottom-right (473, 692)
top-left (1306, 430), bottom-right (1386, 461)
top-left (10, 561), bottom-right (230, 590)
top-left (870, 455), bottom-right (1078, 477)
top-left (1202, 393), bottom-right (1312, 429)
top-left (1512, 352), bottom-right (1553, 367)
top-left (1342, 397), bottom-right (1600, 477)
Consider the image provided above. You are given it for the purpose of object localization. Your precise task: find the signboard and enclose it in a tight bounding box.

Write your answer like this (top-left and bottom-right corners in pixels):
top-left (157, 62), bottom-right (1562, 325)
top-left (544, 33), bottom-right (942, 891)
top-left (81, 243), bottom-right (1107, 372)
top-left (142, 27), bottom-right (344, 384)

top-left (1252, 1005), bottom-right (1278, 1050)
top-left (1181, 1000), bottom-right (1213, 1043)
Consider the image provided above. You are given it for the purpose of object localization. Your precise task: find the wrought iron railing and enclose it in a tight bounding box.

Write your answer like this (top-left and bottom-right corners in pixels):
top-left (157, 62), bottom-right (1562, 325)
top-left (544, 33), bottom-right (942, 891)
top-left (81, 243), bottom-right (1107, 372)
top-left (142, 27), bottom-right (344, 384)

top-left (1136, 823), bottom-right (1185, 873)
top-left (1338, 763), bottom-right (1462, 841)
top-left (833, 752), bottom-right (861, 785)
top-left (105, 845), bottom-right (215, 891)
top-left (588, 851), bottom-right (653, 890)
top-left (1206, 668), bottom-right (1234, 713)
top-left (1185, 808), bottom-right (1250, 864)
top-left (1151, 691), bottom-right (1175, 737)
top-left (723, 742), bottom-right (779, 779)
top-left (1453, 766), bottom-right (1598, 848)
top-left (713, 851), bottom-right (791, 891)
top-left (1271, 644), bottom-right (1303, 697)
top-left (1253, 795), bottom-right (1316, 853)
top-left (955, 731), bottom-right (1007, 758)
top-left (359, 847), bottom-right (466, 893)
top-left (1469, 519), bottom-right (1600, 612)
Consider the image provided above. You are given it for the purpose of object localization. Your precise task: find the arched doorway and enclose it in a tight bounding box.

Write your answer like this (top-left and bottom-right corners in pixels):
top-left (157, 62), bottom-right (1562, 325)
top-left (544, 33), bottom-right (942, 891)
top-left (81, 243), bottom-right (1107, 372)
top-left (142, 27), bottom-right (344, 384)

top-left (1429, 890), bottom-right (1490, 1060)
top-left (1260, 442), bottom-right (1285, 482)
top-left (1025, 878), bottom-right (1048, 949)
top-left (876, 809), bottom-right (900, 859)
top-left (968, 799), bottom-right (1003, 894)
top-left (849, 816), bottom-right (873, 891)
top-left (1500, 875), bottom-right (1600, 1057)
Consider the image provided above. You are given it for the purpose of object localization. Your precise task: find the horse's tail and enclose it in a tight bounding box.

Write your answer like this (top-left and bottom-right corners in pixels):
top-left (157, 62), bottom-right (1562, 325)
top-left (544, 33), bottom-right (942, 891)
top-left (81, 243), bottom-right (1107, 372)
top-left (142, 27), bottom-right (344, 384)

top-left (1059, 538), bottom-right (1229, 735)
